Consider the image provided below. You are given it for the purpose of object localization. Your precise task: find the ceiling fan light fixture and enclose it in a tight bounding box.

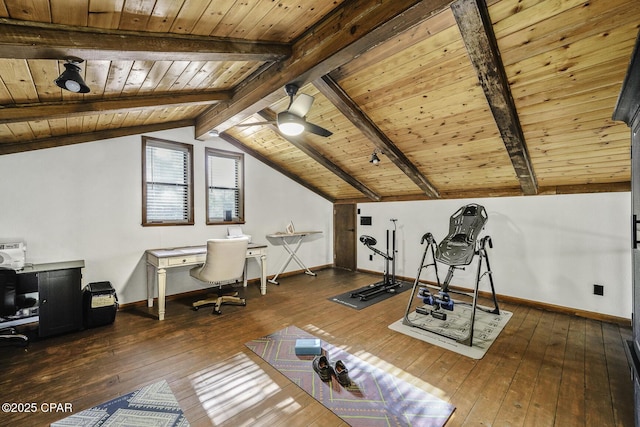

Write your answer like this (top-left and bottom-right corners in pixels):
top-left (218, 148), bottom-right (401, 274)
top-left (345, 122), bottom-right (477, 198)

top-left (277, 112), bottom-right (305, 136)
top-left (279, 122), bottom-right (305, 136)
top-left (54, 60), bottom-right (90, 93)
top-left (236, 84), bottom-right (331, 137)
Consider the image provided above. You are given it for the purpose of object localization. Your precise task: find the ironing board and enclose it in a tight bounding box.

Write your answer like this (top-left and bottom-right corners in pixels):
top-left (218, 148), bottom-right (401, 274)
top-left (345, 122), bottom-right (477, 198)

top-left (267, 231), bottom-right (321, 284)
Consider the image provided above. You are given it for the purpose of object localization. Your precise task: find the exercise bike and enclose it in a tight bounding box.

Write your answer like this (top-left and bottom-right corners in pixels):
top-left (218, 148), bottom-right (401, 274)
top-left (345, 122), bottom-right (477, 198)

top-left (351, 219), bottom-right (403, 301)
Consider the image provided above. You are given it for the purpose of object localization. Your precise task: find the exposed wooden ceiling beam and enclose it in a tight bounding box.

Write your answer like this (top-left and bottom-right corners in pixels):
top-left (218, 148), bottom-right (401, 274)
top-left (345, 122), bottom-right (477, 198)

top-left (218, 132), bottom-right (335, 202)
top-left (613, 30), bottom-right (640, 126)
top-left (0, 91), bottom-right (231, 125)
top-left (195, 0), bottom-right (454, 138)
top-left (541, 182), bottom-right (631, 195)
top-left (344, 181), bottom-right (631, 204)
top-left (0, 18), bottom-right (291, 61)
top-left (0, 119), bottom-right (194, 155)
top-left (451, 0), bottom-right (538, 195)
top-left (315, 75), bottom-right (440, 199)
top-left (258, 110), bottom-right (382, 201)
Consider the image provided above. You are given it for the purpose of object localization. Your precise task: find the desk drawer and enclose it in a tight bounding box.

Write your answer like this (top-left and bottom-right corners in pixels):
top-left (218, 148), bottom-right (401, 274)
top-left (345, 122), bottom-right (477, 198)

top-left (167, 255), bottom-right (200, 266)
top-left (247, 248), bottom-right (264, 257)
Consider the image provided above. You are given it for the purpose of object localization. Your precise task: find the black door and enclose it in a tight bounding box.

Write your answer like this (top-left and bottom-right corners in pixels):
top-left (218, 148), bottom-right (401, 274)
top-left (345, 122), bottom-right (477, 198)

top-left (38, 269), bottom-right (82, 337)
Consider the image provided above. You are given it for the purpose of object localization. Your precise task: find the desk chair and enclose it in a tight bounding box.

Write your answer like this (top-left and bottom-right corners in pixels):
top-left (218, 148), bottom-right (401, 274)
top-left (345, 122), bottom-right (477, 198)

top-left (190, 238), bottom-right (249, 315)
top-left (0, 267), bottom-right (28, 347)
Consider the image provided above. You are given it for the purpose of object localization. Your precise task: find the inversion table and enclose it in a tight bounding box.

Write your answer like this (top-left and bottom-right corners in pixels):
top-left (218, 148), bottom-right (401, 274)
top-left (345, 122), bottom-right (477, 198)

top-left (267, 231), bottom-right (322, 284)
top-left (402, 203), bottom-right (500, 346)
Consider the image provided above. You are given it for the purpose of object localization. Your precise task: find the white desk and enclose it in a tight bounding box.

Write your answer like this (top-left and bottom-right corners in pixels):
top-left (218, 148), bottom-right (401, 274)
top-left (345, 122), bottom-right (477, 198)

top-left (145, 243), bottom-right (267, 320)
top-left (266, 231), bottom-right (321, 284)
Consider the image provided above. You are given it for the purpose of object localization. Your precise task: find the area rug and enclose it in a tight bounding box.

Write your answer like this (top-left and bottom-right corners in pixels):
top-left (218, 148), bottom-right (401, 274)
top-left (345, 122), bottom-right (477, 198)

top-left (328, 280), bottom-right (412, 310)
top-left (52, 379), bottom-right (189, 426)
top-left (245, 325), bottom-right (454, 427)
top-left (389, 304), bottom-right (512, 359)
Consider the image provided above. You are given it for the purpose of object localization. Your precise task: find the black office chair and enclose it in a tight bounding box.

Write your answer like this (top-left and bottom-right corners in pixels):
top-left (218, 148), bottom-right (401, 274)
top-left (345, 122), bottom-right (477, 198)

top-left (0, 267), bottom-right (29, 347)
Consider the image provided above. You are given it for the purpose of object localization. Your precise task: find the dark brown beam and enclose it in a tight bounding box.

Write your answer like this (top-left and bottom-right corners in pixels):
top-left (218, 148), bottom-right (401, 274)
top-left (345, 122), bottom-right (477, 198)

top-left (0, 119), bottom-right (193, 155)
top-left (613, 30), bottom-right (640, 126)
top-left (258, 110), bottom-right (382, 201)
top-left (195, 0), bottom-right (453, 138)
top-left (540, 182), bottom-right (631, 195)
top-left (218, 132), bottom-right (335, 202)
top-left (0, 18), bottom-right (291, 61)
top-left (451, 0), bottom-right (538, 195)
top-left (0, 91), bottom-right (231, 125)
top-left (315, 75), bottom-right (440, 199)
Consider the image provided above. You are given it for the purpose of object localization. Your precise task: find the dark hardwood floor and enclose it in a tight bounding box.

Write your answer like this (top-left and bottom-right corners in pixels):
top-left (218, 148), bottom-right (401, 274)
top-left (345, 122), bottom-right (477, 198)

top-left (0, 268), bottom-right (634, 426)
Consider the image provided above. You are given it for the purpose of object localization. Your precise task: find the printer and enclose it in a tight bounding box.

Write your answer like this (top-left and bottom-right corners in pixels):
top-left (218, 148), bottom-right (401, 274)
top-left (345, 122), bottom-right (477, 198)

top-left (227, 226), bottom-right (251, 243)
top-left (0, 241), bottom-right (26, 270)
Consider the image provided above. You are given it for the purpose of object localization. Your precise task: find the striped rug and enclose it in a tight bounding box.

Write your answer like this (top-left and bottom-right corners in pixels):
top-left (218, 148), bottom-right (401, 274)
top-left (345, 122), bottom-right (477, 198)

top-left (245, 325), bottom-right (455, 427)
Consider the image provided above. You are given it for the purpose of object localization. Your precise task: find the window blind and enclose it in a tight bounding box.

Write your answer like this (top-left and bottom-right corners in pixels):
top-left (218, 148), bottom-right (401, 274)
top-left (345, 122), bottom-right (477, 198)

top-left (206, 149), bottom-right (243, 223)
top-left (144, 139), bottom-right (193, 225)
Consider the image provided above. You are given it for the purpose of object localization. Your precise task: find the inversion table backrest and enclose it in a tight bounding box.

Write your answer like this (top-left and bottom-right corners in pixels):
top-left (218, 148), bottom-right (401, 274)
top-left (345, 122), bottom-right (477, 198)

top-left (436, 204), bottom-right (488, 266)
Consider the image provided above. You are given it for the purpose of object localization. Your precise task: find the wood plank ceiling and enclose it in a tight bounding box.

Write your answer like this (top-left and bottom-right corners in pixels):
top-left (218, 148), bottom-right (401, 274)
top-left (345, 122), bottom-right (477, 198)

top-left (0, 0), bottom-right (637, 203)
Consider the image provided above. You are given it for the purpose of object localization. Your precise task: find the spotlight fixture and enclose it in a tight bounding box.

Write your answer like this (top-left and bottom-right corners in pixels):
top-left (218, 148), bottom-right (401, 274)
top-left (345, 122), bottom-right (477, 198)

top-left (54, 59), bottom-right (90, 93)
top-left (369, 149), bottom-right (383, 165)
top-left (208, 129), bottom-right (219, 137)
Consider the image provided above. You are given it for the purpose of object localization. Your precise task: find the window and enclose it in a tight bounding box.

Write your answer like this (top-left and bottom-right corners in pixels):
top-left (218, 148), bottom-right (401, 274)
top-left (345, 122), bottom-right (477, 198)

top-left (206, 148), bottom-right (244, 225)
top-left (142, 136), bottom-right (194, 226)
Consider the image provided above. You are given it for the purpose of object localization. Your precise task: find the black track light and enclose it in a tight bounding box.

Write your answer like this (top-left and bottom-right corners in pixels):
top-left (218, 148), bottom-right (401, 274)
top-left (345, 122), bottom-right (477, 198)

top-left (54, 59), bottom-right (90, 93)
top-left (370, 150), bottom-right (382, 165)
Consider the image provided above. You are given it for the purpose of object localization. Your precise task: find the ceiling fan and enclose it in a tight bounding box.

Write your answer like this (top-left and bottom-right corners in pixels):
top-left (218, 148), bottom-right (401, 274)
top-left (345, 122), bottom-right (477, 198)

top-left (237, 84), bottom-right (332, 137)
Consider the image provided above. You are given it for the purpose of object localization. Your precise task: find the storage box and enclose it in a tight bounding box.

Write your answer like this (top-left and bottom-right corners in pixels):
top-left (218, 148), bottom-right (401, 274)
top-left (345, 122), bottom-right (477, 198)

top-left (83, 281), bottom-right (118, 328)
top-left (294, 338), bottom-right (322, 355)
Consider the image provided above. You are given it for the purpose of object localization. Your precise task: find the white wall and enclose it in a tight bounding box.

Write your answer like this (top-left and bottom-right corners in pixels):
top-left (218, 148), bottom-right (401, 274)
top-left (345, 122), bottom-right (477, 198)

top-left (1, 127), bottom-right (631, 319)
top-left (0, 127), bottom-right (333, 304)
top-left (357, 194), bottom-right (632, 319)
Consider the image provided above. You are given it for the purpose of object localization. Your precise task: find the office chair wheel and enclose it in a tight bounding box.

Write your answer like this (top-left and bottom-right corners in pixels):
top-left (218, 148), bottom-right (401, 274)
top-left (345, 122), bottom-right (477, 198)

top-left (213, 304), bottom-right (222, 315)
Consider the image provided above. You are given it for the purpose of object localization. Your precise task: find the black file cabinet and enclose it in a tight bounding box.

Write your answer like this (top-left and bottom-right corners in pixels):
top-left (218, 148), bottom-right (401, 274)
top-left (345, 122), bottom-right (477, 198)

top-left (17, 261), bottom-right (84, 337)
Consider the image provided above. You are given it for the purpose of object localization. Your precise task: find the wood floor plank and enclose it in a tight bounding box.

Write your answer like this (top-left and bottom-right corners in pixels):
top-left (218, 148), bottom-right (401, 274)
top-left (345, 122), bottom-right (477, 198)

top-left (491, 307), bottom-right (548, 426)
top-left (523, 313), bottom-right (569, 427)
top-left (460, 304), bottom-right (530, 425)
top-left (585, 319), bottom-right (618, 427)
top-left (554, 316), bottom-right (587, 427)
top-left (0, 268), bottom-right (633, 427)
top-left (452, 303), bottom-right (531, 425)
top-left (602, 322), bottom-right (635, 427)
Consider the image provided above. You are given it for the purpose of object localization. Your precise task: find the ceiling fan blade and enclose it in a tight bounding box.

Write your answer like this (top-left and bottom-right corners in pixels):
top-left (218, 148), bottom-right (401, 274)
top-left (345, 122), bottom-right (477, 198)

top-left (288, 93), bottom-right (314, 117)
top-left (235, 121), bottom-right (274, 127)
top-left (305, 121), bottom-right (333, 137)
